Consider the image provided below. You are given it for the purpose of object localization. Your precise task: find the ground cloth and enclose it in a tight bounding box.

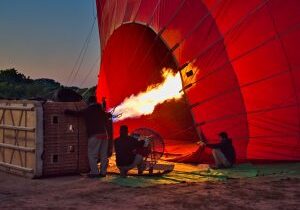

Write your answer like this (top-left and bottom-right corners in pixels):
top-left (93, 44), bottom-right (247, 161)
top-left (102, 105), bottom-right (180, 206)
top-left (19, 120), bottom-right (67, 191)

top-left (103, 162), bottom-right (300, 187)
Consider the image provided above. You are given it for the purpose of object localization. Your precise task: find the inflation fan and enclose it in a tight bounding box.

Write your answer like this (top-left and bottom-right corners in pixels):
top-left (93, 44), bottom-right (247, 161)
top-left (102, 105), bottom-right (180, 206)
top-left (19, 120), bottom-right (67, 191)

top-left (131, 128), bottom-right (174, 175)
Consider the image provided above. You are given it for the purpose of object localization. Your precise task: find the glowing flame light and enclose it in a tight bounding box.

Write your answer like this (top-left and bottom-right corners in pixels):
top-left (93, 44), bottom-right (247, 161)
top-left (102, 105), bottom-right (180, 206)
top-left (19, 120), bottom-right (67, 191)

top-left (113, 68), bottom-right (183, 121)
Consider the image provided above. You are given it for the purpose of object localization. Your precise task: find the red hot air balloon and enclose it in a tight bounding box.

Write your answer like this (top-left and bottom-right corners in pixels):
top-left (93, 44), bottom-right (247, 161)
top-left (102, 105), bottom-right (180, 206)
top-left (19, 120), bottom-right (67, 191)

top-left (96, 0), bottom-right (300, 162)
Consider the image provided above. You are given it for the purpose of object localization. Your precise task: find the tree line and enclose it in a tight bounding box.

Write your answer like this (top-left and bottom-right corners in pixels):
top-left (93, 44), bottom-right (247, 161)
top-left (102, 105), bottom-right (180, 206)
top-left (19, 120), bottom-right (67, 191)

top-left (0, 68), bottom-right (94, 100)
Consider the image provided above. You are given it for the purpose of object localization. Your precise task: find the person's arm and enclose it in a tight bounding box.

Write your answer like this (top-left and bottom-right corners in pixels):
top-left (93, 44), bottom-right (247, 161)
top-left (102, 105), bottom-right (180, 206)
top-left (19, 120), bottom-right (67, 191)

top-left (206, 139), bottom-right (226, 149)
top-left (206, 143), bottom-right (221, 149)
top-left (132, 137), bottom-right (145, 148)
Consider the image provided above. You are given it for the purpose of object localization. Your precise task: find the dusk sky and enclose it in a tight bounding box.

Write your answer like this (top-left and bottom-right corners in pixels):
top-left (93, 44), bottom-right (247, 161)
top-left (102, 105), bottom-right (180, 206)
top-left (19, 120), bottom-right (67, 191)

top-left (0, 0), bottom-right (100, 88)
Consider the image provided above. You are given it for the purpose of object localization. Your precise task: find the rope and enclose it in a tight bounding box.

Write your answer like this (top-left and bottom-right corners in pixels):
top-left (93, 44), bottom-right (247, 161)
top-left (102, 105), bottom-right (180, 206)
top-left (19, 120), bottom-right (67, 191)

top-left (67, 16), bottom-right (97, 86)
top-left (79, 55), bottom-right (100, 87)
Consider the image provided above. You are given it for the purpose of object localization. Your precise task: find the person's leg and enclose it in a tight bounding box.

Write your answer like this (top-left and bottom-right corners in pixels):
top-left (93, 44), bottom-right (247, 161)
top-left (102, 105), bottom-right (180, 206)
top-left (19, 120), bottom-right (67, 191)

top-left (88, 135), bottom-right (101, 175)
top-left (212, 149), bottom-right (222, 167)
top-left (99, 138), bottom-right (109, 176)
top-left (135, 155), bottom-right (145, 174)
top-left (117, 155), bottom-right (144, 177)
top-left (117, 167), bottom-right (128, 178)
top-left (212, 149), bottom-right (231, 168)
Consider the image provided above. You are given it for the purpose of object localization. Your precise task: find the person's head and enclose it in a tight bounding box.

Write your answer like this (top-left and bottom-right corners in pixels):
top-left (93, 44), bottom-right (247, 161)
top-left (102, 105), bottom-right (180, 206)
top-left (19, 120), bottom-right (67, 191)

top-left (88, 96), bottom-right (97, 105)
top-left (120, 125), bottom-right (128, 138)
top-left (218, 131), bottom-right (228, 140)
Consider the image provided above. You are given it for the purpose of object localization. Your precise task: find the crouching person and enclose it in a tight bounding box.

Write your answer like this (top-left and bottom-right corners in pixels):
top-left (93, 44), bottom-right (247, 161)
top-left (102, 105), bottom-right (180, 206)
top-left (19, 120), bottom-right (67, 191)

top-left (114, 125), bottom-right (145, 178)
top-left (206, 132), bottom-right (236, 169)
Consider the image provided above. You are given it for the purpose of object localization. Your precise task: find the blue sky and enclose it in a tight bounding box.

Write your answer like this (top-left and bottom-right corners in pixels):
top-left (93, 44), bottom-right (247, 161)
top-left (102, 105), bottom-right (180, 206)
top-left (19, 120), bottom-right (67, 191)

top-left (0, 0), bottom-right (100, 88)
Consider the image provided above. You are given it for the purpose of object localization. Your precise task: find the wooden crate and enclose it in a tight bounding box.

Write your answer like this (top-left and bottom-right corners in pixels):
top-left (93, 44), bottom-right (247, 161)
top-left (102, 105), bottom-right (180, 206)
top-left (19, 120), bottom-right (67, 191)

top-left (0, 100), bottom-right (43, 178)
top-left (0, 100), bottom-right (89, 178)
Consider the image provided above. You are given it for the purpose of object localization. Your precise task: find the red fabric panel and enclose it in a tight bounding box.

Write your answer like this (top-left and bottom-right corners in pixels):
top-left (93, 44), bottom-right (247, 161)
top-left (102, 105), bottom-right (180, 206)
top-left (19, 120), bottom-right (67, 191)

top-left (282, 28), bottom-right (300, 105)
top-left (268, 0), bottom-right (300, 33)
top-left (248, 136), bottom-right (300, 160)
top-left (232, 39), bottom-right (288, 86)
top-left (183, 43), bottom-right (228, 79)
top-left (206, 0), bottom-right (262, 35)
top-left (96, 0), bottom-right (107, 23)
top-left (280, 28), bottom-right (300, 160)
top-left (161, 0), bottom-right (210, 64)
top-left (123, 0), bottom-right (142, 22)
top-left (149, 0), bottom-right (184, 33)
top-left (225, 7), bottom-right (276, 59)
top-left (134, 0), bottom-right (160, 24)
top-left (97, 0), bottom-right (118, 49)
top-left (173, 16), bottom-right (221, 66)
top-left (241, 71), bottom-right (298, 159)
top-left (248, 107), bottom-right (300, 138)
top-left (112, 0), bottom-right (128, 30)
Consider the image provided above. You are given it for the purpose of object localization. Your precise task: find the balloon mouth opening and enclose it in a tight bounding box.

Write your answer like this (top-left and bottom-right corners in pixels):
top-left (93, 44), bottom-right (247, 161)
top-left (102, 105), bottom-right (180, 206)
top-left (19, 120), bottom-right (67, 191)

top-left (97, 22), bottom-right (200, 144)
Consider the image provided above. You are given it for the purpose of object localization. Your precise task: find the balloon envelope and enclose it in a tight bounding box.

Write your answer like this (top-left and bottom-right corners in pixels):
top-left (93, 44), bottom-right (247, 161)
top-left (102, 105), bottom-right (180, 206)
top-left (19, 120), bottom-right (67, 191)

top-left (96, 0), bottom-right (300, 161)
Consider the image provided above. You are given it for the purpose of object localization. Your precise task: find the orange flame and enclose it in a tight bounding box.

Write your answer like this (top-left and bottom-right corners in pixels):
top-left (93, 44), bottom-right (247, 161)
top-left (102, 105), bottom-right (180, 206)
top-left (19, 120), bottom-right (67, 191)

top-left (113, 68), bottom-right (183, 121)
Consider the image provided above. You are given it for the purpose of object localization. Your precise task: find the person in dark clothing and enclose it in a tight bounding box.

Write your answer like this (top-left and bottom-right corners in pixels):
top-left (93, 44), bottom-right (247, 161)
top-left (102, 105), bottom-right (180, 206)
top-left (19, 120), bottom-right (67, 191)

top-left (64, 96), bottom-right (108, 177)
top-left (205, 132), bottom-right (236, 169)
top-left (114, 125), bottom-right (145, 177)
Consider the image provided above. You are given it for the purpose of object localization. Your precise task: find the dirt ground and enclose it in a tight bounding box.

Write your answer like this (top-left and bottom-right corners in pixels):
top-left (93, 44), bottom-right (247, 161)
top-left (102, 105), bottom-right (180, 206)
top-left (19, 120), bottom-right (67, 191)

top-left (0, 171), bottom-right (299, 210)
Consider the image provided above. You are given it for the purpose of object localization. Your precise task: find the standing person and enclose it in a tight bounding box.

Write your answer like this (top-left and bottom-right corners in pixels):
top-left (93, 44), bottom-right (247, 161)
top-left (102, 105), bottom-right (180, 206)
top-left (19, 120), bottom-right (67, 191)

top-left (114, 125), bottom-right (146, 177)
top-left (65, 96), bottom-right (108, 178)
top-left (205, 132), bottom-right (236, 169)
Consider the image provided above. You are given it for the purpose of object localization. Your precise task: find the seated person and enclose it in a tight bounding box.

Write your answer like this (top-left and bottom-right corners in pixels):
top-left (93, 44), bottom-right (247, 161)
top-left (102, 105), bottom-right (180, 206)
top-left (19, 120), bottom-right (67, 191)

top-left (114, 125), bottom-right (145, 177)
top-left (205, 132), bottom-right (236, 169)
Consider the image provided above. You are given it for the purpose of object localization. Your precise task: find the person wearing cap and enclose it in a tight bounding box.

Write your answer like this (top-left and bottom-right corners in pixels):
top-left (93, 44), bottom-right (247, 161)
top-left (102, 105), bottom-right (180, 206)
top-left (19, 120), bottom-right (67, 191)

top-left (114, 125), bottom-right (146, 177)
top-left (205, 132), bottom-right (236, 169)
top-left (64, 96), bottom-right (108, 178)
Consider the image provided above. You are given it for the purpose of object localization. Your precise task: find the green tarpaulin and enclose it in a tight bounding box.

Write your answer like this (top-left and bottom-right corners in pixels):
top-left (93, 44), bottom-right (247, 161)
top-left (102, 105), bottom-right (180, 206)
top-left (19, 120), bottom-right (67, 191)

top-left (103, 163), bottom-right (300, 188)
